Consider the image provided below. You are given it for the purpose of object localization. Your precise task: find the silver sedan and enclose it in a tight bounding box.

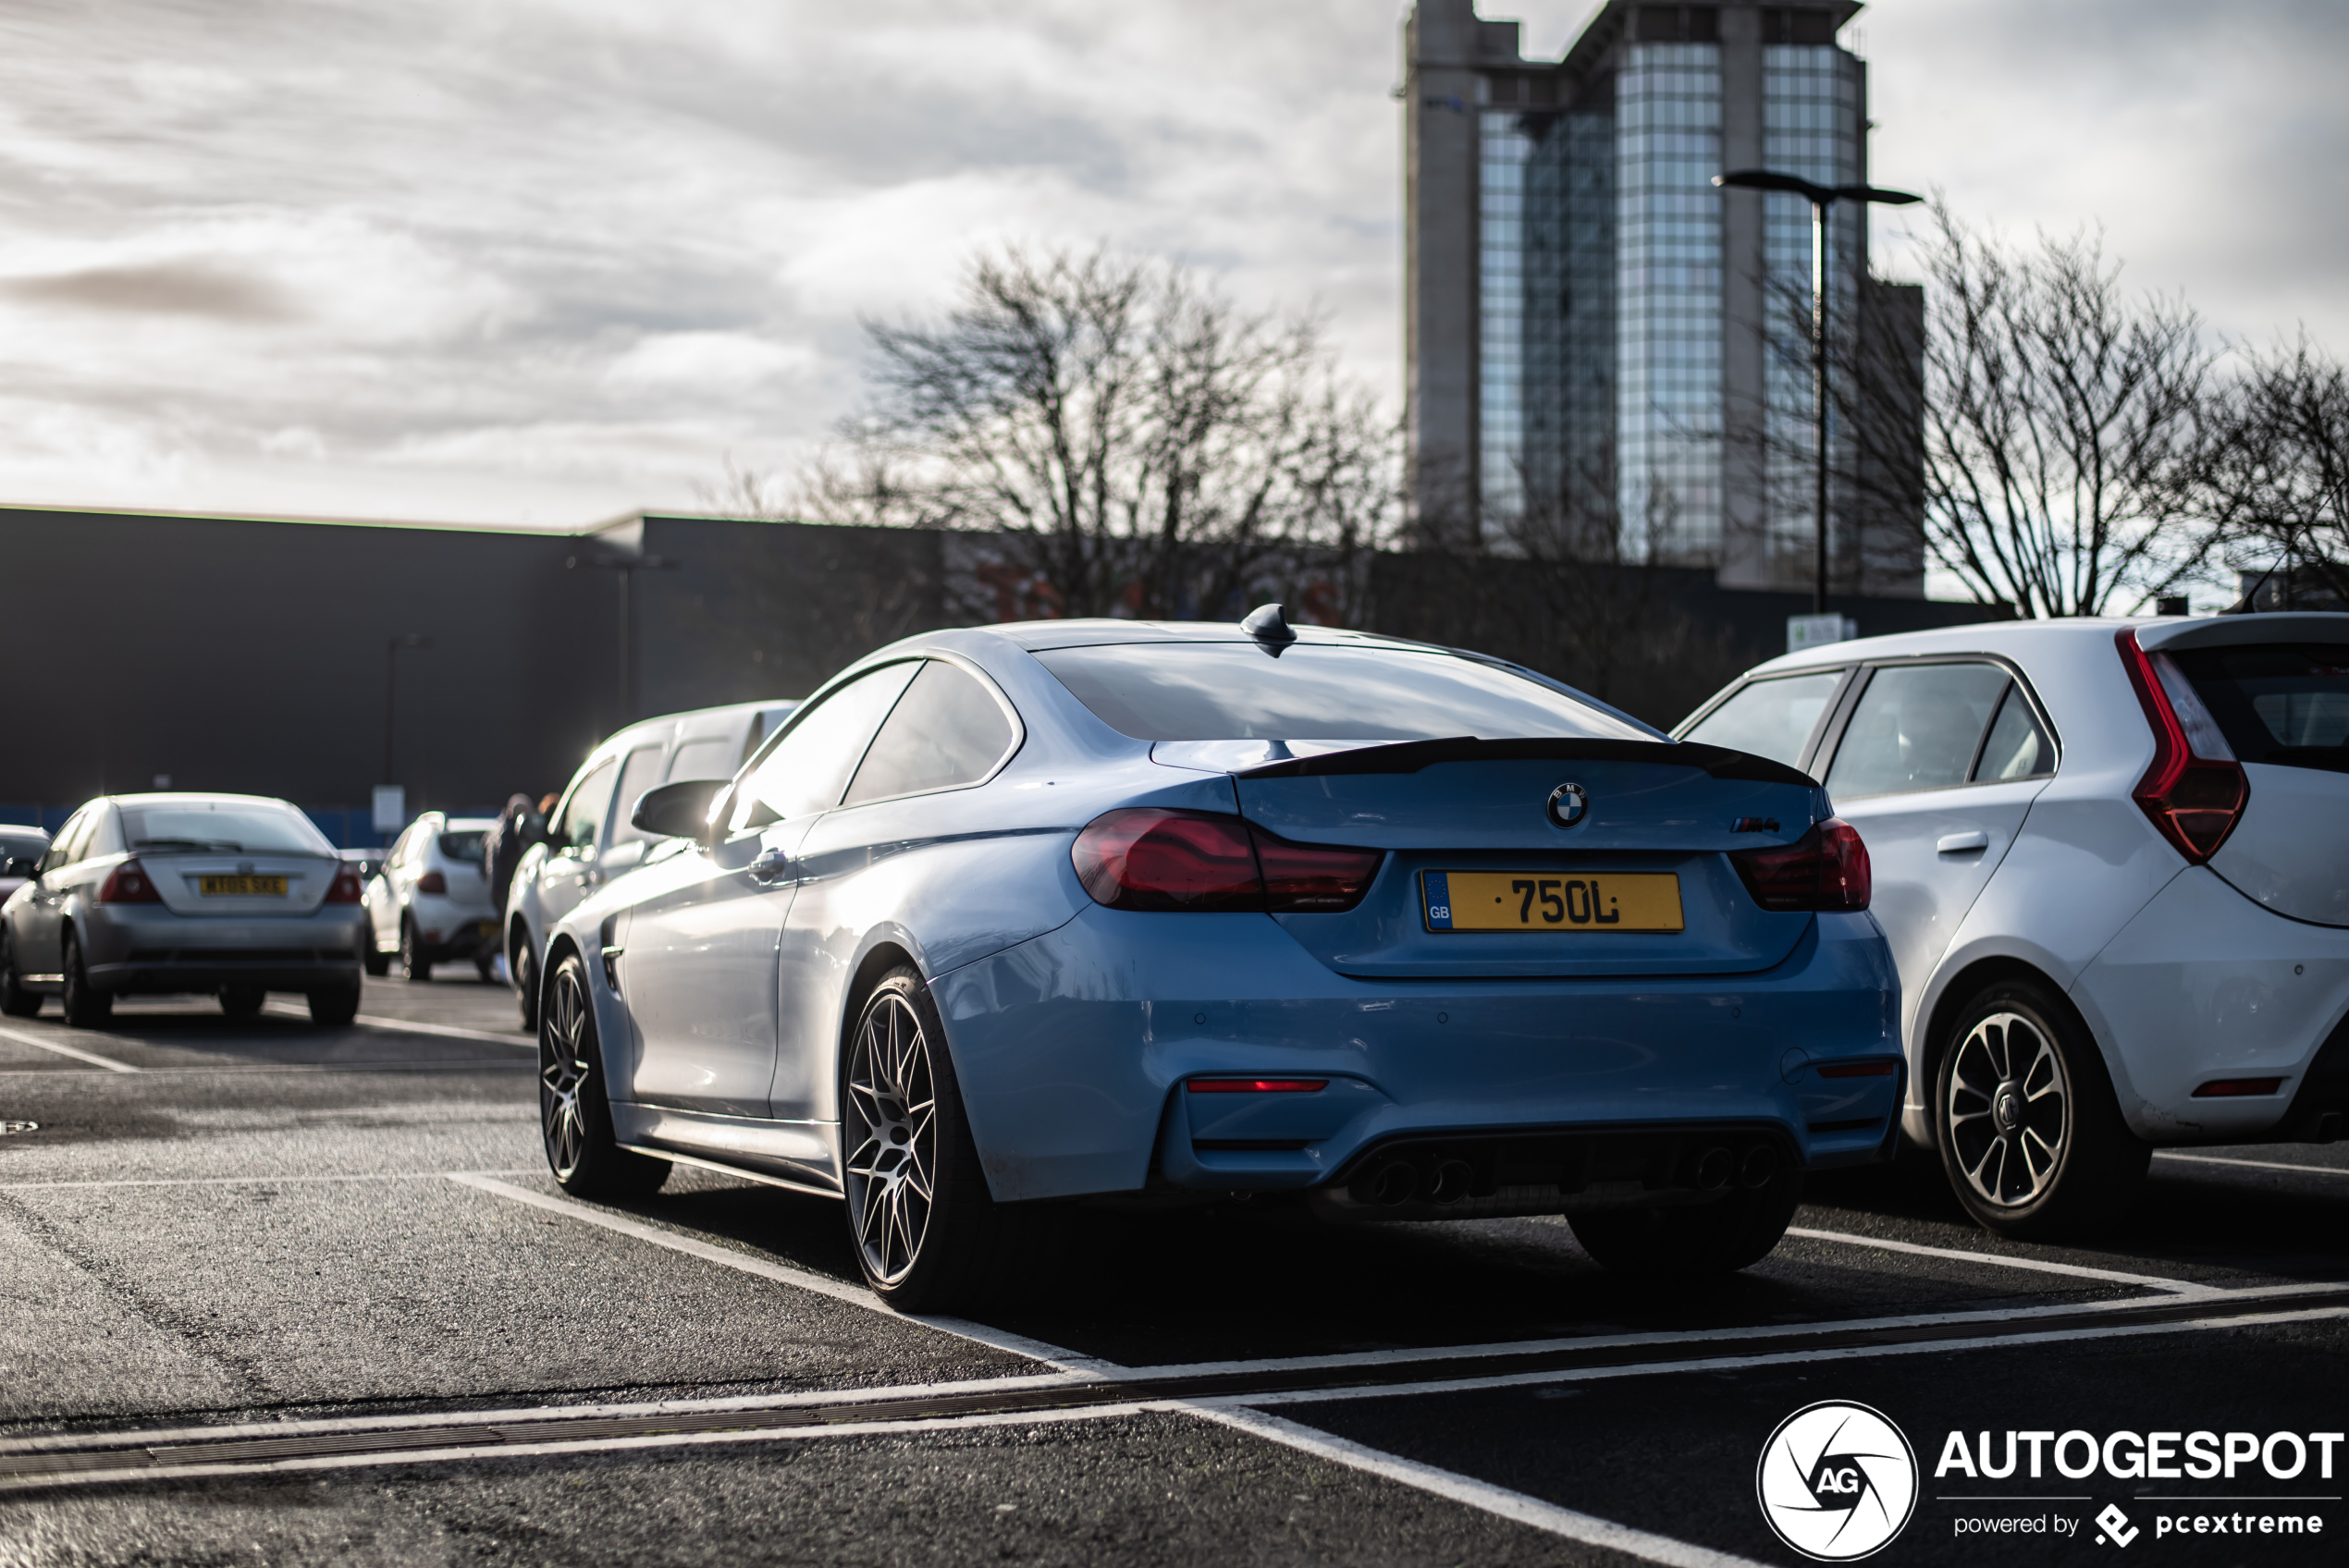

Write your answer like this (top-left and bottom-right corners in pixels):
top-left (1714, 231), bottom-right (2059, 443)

top-left (0, 792), bottom-right (367, 1025)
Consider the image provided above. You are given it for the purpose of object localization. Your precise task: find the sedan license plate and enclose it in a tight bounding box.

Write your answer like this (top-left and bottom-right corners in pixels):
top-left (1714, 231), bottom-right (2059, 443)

top-left (1422, 871), bottom-right (1682, 933)
top-left (199, 875), bottom-right (287, 897)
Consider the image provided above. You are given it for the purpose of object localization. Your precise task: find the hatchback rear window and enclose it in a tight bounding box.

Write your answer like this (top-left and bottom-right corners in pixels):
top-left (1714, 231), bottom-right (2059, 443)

top-left (2170, 643), bottom-right (2349, 773)
top-left (437, 831), bottom-right (486, 864)
top-left (120, 804), bottom-right (330, 855)
top-left (1032, 643), bottom-right (1647, 742)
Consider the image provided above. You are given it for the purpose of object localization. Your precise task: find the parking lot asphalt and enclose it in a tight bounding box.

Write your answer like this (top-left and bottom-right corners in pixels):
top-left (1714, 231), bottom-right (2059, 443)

top-left (2, 977), bottom-right (2344, 1566)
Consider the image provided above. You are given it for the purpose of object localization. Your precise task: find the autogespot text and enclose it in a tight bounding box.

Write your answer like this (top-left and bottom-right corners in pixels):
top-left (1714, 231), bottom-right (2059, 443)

top-left (1935, 1428), bottom-right (2344, 1481)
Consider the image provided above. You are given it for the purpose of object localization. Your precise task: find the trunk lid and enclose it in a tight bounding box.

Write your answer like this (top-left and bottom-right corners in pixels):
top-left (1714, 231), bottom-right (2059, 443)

top-left (1231, 738), bottom-right (1829, 979)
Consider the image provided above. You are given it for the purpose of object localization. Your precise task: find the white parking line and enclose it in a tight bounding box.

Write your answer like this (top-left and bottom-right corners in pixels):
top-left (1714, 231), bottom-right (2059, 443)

top-left (443, 1173), bottom-right (1112, 1372)
top-left (0, 1023), bottom-right (141, 1072)
top-left (1204, 1407), bottom-right (1772, 1568)
top-left (1785, 1225), bottom-right (2224, 1296)
top-left (262, 1004), bottom-right (532, 1047)
top-left (0, 1169), bottom-right (539, 1194)
top-left (2156, 1151), bottom-right (2349, 1179)
top-left (1215, 1303), bottom-right (2349, 1410)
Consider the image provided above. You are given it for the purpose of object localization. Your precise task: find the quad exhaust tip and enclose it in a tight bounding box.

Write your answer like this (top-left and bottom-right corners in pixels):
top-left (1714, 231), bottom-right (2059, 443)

top-left (1740, 1145), bottom-right (1779, 1189)
top-left (1370, 1160), bottom-right (1418, 1206)
top-left (1694, 1146), bottom-right (1735, 1191)
top-left (1429, 1159), bottom-right (1473, 1205)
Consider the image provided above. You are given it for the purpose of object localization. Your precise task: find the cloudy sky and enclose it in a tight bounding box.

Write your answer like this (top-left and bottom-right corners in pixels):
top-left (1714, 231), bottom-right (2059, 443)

top-left (1, 0), bottom-right (2342, 531)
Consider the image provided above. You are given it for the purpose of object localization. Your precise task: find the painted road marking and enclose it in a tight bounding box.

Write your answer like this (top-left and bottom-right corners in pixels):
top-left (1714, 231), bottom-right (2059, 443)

top-left (0, 1023), bottom-right (141, 1072)
top-left (1785, 1225), bottom-right (2226, 1296)
top-left (262, 1003), bottom-right (532, 1047)
top-left (2156, 1150), bottom-right (2349, 1179)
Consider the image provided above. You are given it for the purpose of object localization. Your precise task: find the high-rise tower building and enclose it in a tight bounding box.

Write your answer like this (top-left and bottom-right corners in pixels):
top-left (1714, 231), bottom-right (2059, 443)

top-left (1403, 0), bottom-right (1924, 596)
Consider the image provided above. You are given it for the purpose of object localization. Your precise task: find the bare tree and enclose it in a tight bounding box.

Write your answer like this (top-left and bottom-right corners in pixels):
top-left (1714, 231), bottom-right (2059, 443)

top-left (2197, 335), bottom-right (2349, 607)
top-left (779, 245), bottom-right (1398, 622)
top-left (1826, 204), bottom-right (2219, 617)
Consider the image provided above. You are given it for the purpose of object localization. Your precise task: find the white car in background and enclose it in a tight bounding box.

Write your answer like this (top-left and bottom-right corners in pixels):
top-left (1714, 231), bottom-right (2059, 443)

top-left (507, 699), bottom-right (795, 1029)
top-left (1679, 612), bottom-right (2349, 1237)
top-left (364, 813), bottom-right (498, 982)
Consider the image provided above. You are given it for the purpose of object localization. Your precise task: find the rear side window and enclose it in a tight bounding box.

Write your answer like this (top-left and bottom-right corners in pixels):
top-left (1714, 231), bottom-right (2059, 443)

top-left (1681, 671), bottom-right (1842, 769)
top-left (606, 745), bottom-right (668, 844)
top-left (1032, 643), bottom-right (1647, 742)
top-left (559, 761), bottom-right (618, 851)
top-left (1975, 685), bottom-right (2055, 781)
top-left (437, 831), bottom-right (486, 864)
top-left (732, 662), bottom-right (922, 830)
top-left (843, 661), bottom-right (1017, 806)
top-left (1826, 664), bottom-right (2011, 800)
top-left (2170, 643), bottom-right (2349, 774)
top-left (668, 737), bottom-right (738, 783)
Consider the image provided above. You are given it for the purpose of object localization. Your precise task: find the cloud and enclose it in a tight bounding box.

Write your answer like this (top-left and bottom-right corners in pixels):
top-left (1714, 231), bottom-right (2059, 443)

top-left (2, 260), bottom-right (297, 321)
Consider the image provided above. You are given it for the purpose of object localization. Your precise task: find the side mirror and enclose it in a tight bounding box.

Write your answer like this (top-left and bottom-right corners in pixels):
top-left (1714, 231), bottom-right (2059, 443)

top-left (631, 778), bottom-right (727, 842)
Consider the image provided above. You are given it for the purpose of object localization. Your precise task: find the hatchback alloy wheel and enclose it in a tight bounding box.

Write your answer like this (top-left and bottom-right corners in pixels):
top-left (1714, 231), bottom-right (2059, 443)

top-left (844, 989), bottom-right (939, 1288)
top-left (539, 962), bottom-right (591, 1182)
top-left (1945, 1010), bottom-right (2069, 1208)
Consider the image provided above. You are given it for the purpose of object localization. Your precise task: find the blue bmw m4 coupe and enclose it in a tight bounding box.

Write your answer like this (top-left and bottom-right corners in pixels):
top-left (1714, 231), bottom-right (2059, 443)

top-left (535, 608), bottom-right (1900, 1310)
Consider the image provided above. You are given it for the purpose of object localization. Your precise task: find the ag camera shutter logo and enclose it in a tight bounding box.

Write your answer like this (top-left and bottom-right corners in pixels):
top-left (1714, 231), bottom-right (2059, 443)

top-left (1756, 1401), bottom-right (1919, 1561)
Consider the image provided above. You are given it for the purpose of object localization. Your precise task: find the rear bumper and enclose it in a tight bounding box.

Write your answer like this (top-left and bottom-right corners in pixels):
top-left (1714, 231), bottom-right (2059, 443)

top-left (80, 905), bottom-right (366, 995)
top-left (930, 903), bottom-right (1902, 1203)
top-left (2070, 865), bottom-right (2349, 1142)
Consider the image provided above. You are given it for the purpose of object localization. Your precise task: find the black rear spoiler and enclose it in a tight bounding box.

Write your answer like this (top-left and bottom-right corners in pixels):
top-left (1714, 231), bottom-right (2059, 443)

top-left (1233, 736), bottom-right (1817, 788)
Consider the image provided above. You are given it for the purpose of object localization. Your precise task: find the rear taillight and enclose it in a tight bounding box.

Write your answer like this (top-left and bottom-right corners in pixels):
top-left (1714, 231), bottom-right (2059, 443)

top-left (2117, 629), bottom-right (2247, 864)
top-left (1072, 809), bottom-right (1382, 914)
top-left (1729, 818), bottom-right (1871, 913)
top-left (98, 859), bottom-right (163, 904)
top-left (326, 866), bottom-right (365, 903)
top-left (416, 871), bottom-right (448, 894)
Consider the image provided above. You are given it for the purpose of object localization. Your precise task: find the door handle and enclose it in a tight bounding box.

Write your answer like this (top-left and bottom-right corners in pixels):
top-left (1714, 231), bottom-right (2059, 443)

top-left (1936, 830), bottom-right (1990, 854)
top-left (748, 849), bottom-right (793, 885)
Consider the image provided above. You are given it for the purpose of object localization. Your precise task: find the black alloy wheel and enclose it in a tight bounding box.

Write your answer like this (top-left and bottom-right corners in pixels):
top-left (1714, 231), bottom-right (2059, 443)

top-left (537, 953), bottom-right (667, 1198)
top-left (1568, 1166), bottom-right (1806, 1278)
top-left (841, 966), bottom-right (1059, 1312)
top-left (60, 930), bottom-right (111, 1028)
top-left (1937, 977), bottom-right (2147, 1239)
top-left (219, 985), bottom-right (265, 1020)
top-left (0, 932), bottom-right (41, 1018)
top-left (400, 916), bottom-right (433, 983)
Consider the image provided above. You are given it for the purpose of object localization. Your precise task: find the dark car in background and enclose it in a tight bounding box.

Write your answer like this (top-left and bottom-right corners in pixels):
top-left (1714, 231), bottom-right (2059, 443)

top-left (0, 825), bottom-right (49, 909)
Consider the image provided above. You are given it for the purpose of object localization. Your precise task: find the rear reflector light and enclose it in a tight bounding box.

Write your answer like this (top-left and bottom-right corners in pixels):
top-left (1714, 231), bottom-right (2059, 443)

top-left (1187, 1078), bottom-right (1329, 1094)
top-left (2193, 1077), bottom-right (2284, 1097)
top-left (2118, 629), bottom-right (2248, 864)
top-left (1073, 809), bottom-right (1381, 913)
top-left (326, 866), bottom-right (365, 903)
top-left (1728, 818), bottom-right (1871, 912)
top-left (97, 859), bottom-right (163, 904)
top-left (416, 871), bottom-right (448, 894)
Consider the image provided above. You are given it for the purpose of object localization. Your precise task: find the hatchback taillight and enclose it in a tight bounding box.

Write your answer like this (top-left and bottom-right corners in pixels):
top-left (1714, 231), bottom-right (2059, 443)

top-left (326, 866), bottom-right (365, 903)
top-left (2117, 629), bottom-right (2247, 864)
top-left (1728, 819), bottom-right (1871, 912)
top-left (98, 859), bottom-right (163, 904)
top-left (1072, 809), bottom-right (1382, 913)
top-left (416, 871), bottom-right (448, 894)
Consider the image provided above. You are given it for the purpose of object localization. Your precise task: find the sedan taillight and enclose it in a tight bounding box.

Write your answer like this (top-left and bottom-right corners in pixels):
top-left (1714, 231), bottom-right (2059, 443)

top-left (2117, 629), bottom-right (2248, 864)
top-left (98, 859), bottom-right (164, 904)
top-left (1072, 809), bottom-right (1382, 913)
top-left (1729, 818), bottom-right (1871, 912)
top-left (326, 866), bottom-right (365, 903)
top-left (416, 871), bottom-right (448, 894)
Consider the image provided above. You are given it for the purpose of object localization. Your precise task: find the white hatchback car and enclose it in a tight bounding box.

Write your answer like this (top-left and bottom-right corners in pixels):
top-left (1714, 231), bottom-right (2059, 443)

top-left (364, 814), bottom-right (498, 982)
top-left (1679, 612), bottom-right (2349, 1236)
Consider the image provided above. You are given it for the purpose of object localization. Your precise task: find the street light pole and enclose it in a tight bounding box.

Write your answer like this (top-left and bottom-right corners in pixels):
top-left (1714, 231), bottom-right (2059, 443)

top-left (1713, 169), bottom-right (1921, 616)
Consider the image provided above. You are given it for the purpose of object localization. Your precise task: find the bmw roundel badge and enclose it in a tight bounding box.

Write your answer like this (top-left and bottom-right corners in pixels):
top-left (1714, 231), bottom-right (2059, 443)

top-left (1546, 782), bottom-right (1589, 829)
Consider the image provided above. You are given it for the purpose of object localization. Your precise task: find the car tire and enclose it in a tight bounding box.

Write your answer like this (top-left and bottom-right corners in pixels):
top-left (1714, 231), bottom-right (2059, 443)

top-left (1935, 977), bottom-right (2148, 1240)
top-left (363, 938), bottom-right (390, 978)
top-left (400, 916), bottom-right (433, 983)
top-left (0, 932), bottom-right (41, 1017)
top-left (513, 937), bottom-right (539, 1034)
top-left (60, 930), bottom-right (112, 1029)
top-left (1568, 1167), bottom-right (1805, 1278)
top-left (307, 986), bottom-right (361, 1027)
top-left (219, 985), bottom-right (265, 1020)
top-left (841, 965), bottom-right (1061, 1313)
top-left (474, 956), bottom-right (496, 985)
top-left (539, 952), bottom-right (668, 1198)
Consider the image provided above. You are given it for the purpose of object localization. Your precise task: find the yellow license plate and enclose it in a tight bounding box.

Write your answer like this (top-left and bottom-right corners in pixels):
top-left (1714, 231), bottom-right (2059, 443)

top-left (1422, 871), bottom-right (1682, 933)
top-left (199, 876), bottom-right (287, 897)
